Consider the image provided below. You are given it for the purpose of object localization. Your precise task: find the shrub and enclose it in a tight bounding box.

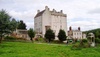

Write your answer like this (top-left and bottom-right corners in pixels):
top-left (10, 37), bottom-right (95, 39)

top-left (16, 37), bottom-right (26, 40)
top-left (45, 29), bottom-right (55, 42)
top-left (4, 36), bottom-right (16, 40)
top-left (82, 43), bottom-right (90, 48)
top-left (58, 29), bottom-right (67, 42)
top-left (71, 42), bottom-right (82, 50)
top-left (38, 38), bottom-right (46, 43)
top-left (95, 38), bottom-right (100, 43)
top-left (81, 39), bottom-right (88, 43)
top-left (80, 39), bottom-right (90, 48)
top-left (71, 39), bottom-right (90, 50)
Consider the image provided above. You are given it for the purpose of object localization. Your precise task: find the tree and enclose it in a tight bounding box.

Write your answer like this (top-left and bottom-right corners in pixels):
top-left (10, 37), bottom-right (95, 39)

top-left (84, 28), bottom-right (100, 39)
top-left (10, 18), bottom-right (18, 31)
top-left (0, 9), bottom-right (17, 43)
top-left (17, 20), bottom-right (26, 30)
top-left (44, 29), bottom-right (55, 42)
top-left (58, 29), bottom-right (67, 42)
top-left (28, 28), bottom-right (35, 42)
top-left (95, 31), bottom-right (100, 38)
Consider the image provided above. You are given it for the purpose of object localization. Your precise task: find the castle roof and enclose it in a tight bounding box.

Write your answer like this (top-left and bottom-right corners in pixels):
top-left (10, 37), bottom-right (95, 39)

top-left (34, 6), bottom-right (66, 18)
top-left (34, 10), bottom-right (45, 18)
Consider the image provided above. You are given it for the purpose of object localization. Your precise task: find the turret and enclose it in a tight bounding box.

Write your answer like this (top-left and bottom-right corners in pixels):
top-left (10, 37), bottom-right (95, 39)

top-left (78, 27), bottom-right (80, 31)
top-left (69, 26), bottom-right (72, 31)
top-left (37, 10), bottom-right (40, 13)
top-left (45, 6), bottom-right (49, 11)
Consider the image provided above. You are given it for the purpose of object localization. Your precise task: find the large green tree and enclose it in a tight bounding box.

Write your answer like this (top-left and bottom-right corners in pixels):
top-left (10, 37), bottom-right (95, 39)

top-left (28, 28), bottom-right (35, 42)
top-left (58, 29), bottom-right (67, 42)
top-left (45, 29), bottom-right (55, 42)
top-left (10, 18), bottom-right (18, 31)
top-left (17, 20), bottom-right (26, 30)
top-left (0, 9), bottom-right (17, 43)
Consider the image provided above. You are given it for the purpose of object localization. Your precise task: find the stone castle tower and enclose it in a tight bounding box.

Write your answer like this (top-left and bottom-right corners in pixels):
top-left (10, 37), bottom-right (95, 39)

top-left (34, 6), bottom-right (67, 40)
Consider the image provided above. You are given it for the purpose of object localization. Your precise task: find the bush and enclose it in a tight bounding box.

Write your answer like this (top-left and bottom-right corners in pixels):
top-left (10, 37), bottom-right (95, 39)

top-left (81, 39), bottom-right (88, 43)
top-left (95, 38), bottom-right (100, 43)
top-left (4, 36), bottom-right (16, 40)
top-left (16, 37), bottom-right (27, 40)
top-left (45, 29), bottom-right (55, 42)
top-left (4, 36), bottom-right (28, 42)
top-left (58, 29), bottom-right (67, 42)
top-left (80, 39), bottom-right (90, 48)
top-left (71, 42), bottom-right (82, 50)
top-left (82, 43), bottom-right (90, 48)
top-left (71, 39), bottom-right (90, 50)
top-left (38, 38), bottom-right (46, 43)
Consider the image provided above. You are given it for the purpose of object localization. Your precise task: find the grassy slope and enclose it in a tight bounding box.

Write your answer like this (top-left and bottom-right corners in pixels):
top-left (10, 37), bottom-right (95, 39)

top-left (0, 42), bottom-right (100, 57)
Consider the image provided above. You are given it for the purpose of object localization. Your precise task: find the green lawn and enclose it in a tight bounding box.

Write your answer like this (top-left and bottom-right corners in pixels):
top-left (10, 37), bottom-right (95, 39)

top-left (0, 42), bottom-right (100, 57)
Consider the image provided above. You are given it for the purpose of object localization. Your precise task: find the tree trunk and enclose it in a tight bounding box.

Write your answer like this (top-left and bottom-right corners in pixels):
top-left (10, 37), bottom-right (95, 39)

top-left (0, 35), bottom-right (2, 43)
top-left (48, 39), bottom-right (51, 43)
top-left (30, 38), bottom-right (33, 43)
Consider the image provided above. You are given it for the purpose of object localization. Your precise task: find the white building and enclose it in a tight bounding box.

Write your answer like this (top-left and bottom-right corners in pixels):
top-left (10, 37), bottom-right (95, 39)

top-left (68, 27), bottom-right (83, 40)
top-left (82, 33), bottom-right (87, 39)
top-left (34, 6), bottom-right (67, 39)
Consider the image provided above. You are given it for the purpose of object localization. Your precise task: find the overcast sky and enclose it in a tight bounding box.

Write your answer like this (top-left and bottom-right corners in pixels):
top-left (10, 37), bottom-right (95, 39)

top-left (0, 0), bottom-right (100, 31)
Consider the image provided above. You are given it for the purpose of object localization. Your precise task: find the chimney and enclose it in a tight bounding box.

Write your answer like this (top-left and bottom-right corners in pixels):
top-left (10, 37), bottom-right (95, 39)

top-left (37, 10), bottom-right (40, 13)
top-left (69, 26), bottom-right (72, 31)
top-left (53, 9), bottom-right (56, 12)
top-left (60, 10), bottom-right (63, 13)
top-left (45, 6), bottom-right (49, 10)
top-left (78, 27), bottom-right (80, 31)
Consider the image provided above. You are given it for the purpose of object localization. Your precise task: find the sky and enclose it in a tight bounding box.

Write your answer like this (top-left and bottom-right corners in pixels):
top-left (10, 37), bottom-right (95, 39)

top-left (0, 0), bottom-right (100, 31)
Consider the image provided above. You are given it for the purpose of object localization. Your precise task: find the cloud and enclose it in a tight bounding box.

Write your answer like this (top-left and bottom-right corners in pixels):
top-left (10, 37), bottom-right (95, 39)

top-left (0, 0), bottom-right (100, 31)
top-left (26, 22), bottom-right (34, 29)
top-left (8, 10), bottom-right (35, 29)
top-left (88, 8), bottom-right (100, 14)
top-left (68, 20), bottom-right (100, 31)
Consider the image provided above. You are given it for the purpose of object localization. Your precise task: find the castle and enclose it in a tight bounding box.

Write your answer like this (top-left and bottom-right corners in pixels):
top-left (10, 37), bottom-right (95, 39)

top-left (34, 6), bottom-right (67, 39)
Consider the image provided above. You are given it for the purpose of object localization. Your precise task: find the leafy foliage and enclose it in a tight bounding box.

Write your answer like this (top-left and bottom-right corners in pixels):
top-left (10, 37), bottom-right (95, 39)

top-left (0, 9), bottom-right (17, 43)
top-left (95, 38), bottom-right (100, 43)
top-left (17, 20), bottom-right (26, 30)
top-left (10, 18), bottom-right (18, 31)
top-left (28, 28), bottom-right (35, 42)
top-left (72, 39), bottom-right (90, 50)
top-left (84, 28), bottom-right (100, 38)
top-left (4, 36), bottom-right (16, 40)
top-left (44, 29), bottom-right (55, 42)
top-left (80, 39), bottom-right (90, 48)
top-left (81, 39), bottom-right (88, 43)
top-left (58, 29), bottom-right (67, 42)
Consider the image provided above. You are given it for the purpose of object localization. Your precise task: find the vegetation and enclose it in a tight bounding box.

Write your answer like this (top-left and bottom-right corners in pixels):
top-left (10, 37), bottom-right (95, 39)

top-left (58, 29), bottom-right (67, 42)
top-left (84, 28), bottom-right (100, 38)
top-left (0, 9), bottom-right (17, 43)
top-left (4, 36), bottom-right (28, 42)
top-left (45, 29), bottom-right (55, 42)
top-left (28, 28), bottom-right (35, 42)
top-left (84, 28), bottom-right (100, 44)
top-left (17, 20), bottom-right (26, 30)
top-left (72, 39), bottom-right (90, 50)
top-left (95, 38), bottom-right (100, 43)
top-left (0, 41), bottom-right (100, 57)
top-left (4, 36), bottom-right (16, 41)
top-left (80, 39), bottom-right (90, 48)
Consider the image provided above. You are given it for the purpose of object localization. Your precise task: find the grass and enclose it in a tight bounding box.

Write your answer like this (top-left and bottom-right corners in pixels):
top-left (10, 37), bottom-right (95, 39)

top-left (0, 41), bottom-right (100, 57)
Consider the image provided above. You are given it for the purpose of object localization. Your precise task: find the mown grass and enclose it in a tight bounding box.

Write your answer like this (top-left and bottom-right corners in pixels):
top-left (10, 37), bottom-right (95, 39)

top-left (0, 41), bottom-right (100, 57)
